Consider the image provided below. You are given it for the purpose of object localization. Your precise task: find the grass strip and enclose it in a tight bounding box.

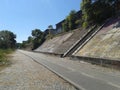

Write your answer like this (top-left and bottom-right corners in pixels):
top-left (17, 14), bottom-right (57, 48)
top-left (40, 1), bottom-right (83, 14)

top-left (0, 49), bottom-right (13, 65)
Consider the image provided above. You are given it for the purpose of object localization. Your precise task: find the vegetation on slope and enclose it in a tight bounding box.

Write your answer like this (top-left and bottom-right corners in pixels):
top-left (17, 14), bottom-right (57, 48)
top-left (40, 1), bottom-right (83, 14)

top-left (0, 49), bottom-right (13, 65)
top-left (81, 0), bottom-right (118, 28)
top-left (20, 0), bottom-right (120, 50)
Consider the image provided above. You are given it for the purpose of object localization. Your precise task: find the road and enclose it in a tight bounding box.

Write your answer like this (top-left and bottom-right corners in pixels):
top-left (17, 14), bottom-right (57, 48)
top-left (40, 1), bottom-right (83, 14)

top-left (0, 50), bottom-right (76, 90)
top-left (19, 50), bottom-right (120, 90)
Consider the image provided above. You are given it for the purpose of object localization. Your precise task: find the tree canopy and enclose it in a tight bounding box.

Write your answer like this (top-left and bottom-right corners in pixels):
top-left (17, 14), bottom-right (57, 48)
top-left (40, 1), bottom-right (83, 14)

top-left (0, 30), bottom-right (16, 49)
top-left (20, 28), bottom-right (50, 50)
top-left (81, 0), bottom-right (116, 28)
top-left (31, 29), bottom-right (45, 49)
top-left (62, 10), bottom-right (78, 32)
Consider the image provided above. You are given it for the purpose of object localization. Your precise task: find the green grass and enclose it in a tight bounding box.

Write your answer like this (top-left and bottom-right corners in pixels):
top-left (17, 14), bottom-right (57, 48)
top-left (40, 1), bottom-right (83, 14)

top-left (0, 49), bottom-right (14, 65)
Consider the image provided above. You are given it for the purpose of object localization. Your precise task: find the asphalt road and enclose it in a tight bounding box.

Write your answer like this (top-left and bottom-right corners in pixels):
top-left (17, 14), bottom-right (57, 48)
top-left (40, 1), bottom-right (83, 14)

top-left (19, 50), bottom-right (120, 90)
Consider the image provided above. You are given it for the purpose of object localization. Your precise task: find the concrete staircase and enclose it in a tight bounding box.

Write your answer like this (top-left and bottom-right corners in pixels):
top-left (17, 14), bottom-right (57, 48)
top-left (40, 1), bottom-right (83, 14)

top-left (62, 24), bottom-right (105, 57)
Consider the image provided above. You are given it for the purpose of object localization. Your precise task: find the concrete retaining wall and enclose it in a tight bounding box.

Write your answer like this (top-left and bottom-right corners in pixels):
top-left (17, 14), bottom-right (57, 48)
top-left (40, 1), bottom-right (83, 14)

top-left (70, 55), bottom-right (120, 70)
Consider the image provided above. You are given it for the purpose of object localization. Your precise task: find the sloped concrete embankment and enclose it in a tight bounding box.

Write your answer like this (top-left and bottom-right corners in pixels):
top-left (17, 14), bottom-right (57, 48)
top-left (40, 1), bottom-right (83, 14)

top-left (63, 25), bottom-right (98, 57)
top-left (73, 17), bottom-right (120, 68)
top-left (35, 28), bottom-right (91, 56)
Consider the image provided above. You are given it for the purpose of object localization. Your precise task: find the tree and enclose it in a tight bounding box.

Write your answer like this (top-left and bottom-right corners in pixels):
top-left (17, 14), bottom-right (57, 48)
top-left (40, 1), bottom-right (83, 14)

top-left (62, 10), bottom-right (77, 32)
top-left (0, 30), bottom-right (16, 49)
top-left (16, 43), bottom-right (22, 49)
top-left (48, 25), bottom-right (53, 30)
top-left (47, 25), bottom-right (54, 37)
top-left (81, 0), bottom-right (92, 28)
top-left (68, 10), bottom-right (77, 30)
top-left (21, 28), bottom-right (48, 50)
top-left (32, 29), bottom-right (43, 38)
top-left (92, 1), bottom-right (113, 23)
top-left (20, 36), bottom-right (33, 49)
top-left (27, 36), bottom-right (33, 43)
top-left (31, 29), bottom-right (45, 49)
top-left (81, 0), bottom-right (115, 28)
top-left (21, 41), bottom-right (27, 48)
top-left (62, 17), bottom-right (69, 32)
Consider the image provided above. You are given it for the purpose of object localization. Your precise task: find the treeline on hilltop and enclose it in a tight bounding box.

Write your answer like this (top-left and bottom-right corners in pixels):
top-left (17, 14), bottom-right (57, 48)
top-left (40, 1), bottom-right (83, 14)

top-left (19, 0), bottom-right (120, 50)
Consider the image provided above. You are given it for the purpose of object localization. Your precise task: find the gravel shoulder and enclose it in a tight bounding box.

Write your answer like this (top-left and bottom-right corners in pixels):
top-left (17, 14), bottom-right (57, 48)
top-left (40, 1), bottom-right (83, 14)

top-left (0, 51), bottom-right (77, 90)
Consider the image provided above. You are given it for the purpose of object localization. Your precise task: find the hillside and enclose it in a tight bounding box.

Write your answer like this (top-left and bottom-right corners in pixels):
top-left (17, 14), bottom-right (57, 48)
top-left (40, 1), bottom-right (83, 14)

top-left (75, 17), bottom-right (120, 60)
top-left (35, 28), bottom-right (89, 55)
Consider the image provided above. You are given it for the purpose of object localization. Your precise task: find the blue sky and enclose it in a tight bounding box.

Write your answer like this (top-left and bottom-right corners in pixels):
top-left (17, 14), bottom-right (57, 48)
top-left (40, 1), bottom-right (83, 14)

top-left (0, 0), bottom-right (81, 43)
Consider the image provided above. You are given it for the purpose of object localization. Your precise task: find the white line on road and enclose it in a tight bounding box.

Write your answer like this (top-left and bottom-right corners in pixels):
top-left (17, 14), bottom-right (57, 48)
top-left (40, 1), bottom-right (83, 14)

top-left (108, 82), bottom-right (120, 89)
top-left (67, 67), bottom-right (75, 72)
top-left (81, 72), bottom-right (95, 78)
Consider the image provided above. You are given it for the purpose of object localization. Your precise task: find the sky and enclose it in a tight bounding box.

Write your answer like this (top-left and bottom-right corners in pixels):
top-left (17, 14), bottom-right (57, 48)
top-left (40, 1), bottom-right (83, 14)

top-left (0, 0), bottom-right (81, 43)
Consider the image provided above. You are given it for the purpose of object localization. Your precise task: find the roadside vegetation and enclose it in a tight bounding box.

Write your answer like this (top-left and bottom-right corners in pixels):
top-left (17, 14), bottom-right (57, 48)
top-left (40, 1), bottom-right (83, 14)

top-left (0, 30), bottom-right (16, 66)
top-left (19, 0), bottom-right (120, 50)
top-left (0, 49), bottom-right (13, 65)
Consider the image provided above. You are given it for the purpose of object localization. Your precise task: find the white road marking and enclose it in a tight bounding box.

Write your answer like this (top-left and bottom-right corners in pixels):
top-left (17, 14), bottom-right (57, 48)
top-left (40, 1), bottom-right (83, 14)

top-left (67, 67), bottom-right (75, 71)
top-left (81, 72), bottom-right (95, 78)
top-left (108, 82), bottom-right (120, 89)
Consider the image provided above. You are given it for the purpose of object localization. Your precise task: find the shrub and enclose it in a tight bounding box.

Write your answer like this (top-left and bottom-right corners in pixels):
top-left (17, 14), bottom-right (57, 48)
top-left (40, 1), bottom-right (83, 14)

top-left (82, 22), bottom-right (88, 28)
